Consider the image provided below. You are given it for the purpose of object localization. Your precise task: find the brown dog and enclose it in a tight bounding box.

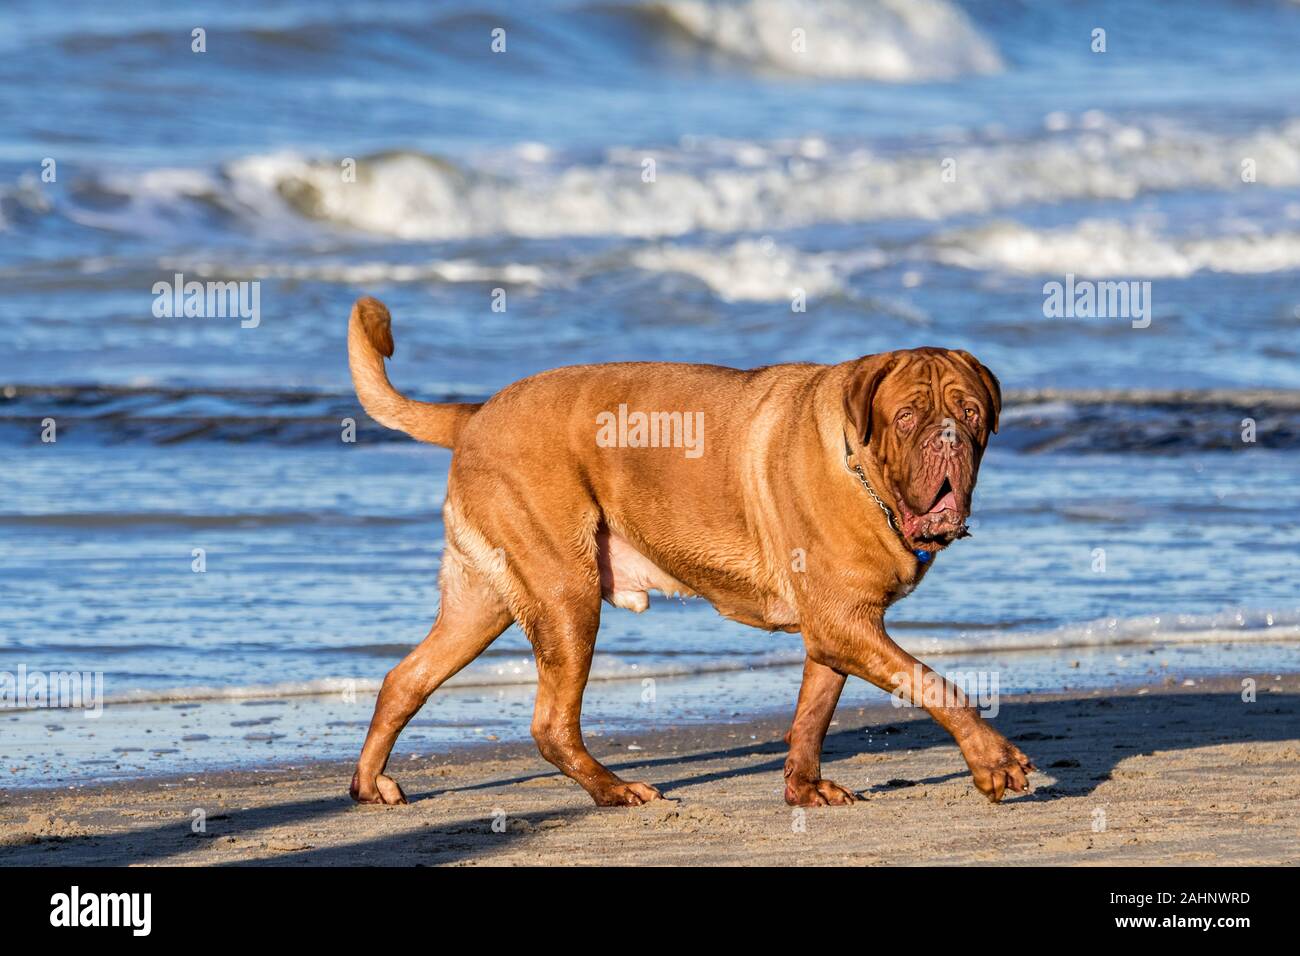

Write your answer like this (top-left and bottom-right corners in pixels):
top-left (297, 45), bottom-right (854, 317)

top-left (346, 296), bottom-right (1035, 808)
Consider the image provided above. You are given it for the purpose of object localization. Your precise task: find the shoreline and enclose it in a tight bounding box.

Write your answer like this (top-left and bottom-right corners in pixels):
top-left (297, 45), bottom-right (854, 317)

top-left (5, 635), bottom-right (1298, 793)
top-left (2, 673), bottom-right (1297, 866)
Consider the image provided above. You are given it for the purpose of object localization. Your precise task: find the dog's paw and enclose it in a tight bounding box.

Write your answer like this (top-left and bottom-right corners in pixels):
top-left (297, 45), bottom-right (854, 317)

top-left (784, 776), bottom-right (857, 807)
top-left (349, 770), bottom-right (408, 805)
top-left (591, 780), bottom-right (664, 807)
top-left (961, 732), bottom-right (1036, 802)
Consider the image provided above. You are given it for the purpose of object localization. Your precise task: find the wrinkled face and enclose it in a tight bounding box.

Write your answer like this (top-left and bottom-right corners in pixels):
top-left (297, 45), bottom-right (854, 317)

top-left (844, 348), bottom-right (1001, 550)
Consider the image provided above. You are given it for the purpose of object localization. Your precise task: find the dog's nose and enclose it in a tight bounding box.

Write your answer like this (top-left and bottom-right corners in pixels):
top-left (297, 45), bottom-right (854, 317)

top-left (923, 427), bottom-right (962, 455)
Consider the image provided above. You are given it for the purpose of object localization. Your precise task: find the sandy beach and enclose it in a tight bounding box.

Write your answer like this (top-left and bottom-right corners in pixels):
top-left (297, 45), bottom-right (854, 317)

top-left (2, 673), bottom-right (1296, 867)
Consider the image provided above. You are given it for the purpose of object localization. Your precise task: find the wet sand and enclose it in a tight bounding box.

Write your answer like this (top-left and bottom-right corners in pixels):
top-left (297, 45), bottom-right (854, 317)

top-left (2, 674), bottom-right (1297, 866)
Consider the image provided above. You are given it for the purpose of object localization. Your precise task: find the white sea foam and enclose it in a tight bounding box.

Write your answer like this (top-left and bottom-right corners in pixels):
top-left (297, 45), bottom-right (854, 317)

top-left (652, 0), bottom-right (1003, 81)
top-left (11, 607), bottom-right (1290, 712)
top-left (630, 238), bottom-right (872, 300)
top-left (166, 257), bottom-right (547, 286)
top-left (53, 119), bottom-right (1300, 241)
top-left (898, 608), bottom-right (1300, 658)
top-left (928, 219), bottom-right (1300, 277)
top-left (224, 119), bottom-right (1300, 239)
top-left (142, 218), bottom-right (1300, 302)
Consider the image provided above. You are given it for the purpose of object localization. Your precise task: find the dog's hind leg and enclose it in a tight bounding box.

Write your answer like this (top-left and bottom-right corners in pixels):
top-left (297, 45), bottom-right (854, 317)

top-left (524, 594), bottom-right (665, 807)
top-left (447, 463), bottom-right (661, 806)
top-left (350, 555), bottom-right (512, 805)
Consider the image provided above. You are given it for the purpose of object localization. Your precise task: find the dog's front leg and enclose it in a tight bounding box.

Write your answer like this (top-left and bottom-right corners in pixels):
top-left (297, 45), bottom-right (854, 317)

top-left (808, 614), bottom-right (1035, 802)
top-left (783, 658), bottom-right (856, 806)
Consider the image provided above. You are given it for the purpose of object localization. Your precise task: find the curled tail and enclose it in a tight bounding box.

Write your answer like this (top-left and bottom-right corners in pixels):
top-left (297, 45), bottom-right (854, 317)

top-left (347, 296), bottom-right (481, 448)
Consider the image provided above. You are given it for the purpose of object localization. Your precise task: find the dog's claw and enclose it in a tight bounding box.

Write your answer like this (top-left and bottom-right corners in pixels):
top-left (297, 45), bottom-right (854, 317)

top-left (592, 780), bottom-right (664, 807)
top-left (785, 777), bottom-right (857, 807)
top-left (962, 732), bottom-right (1036, 803)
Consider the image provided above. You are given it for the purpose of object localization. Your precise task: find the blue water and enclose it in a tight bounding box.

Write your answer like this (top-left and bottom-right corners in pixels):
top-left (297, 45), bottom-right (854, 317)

top-left (1, 0), bottom-right (1299, 786)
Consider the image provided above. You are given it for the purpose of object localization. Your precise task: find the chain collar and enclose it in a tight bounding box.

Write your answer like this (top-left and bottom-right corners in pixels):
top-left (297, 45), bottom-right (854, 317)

top-left (841, 432), bottom-right (932, 564)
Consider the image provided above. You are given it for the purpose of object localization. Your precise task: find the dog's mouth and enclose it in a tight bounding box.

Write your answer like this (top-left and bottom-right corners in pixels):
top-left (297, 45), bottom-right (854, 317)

top-left (898, 476), bottom-right (969, 546)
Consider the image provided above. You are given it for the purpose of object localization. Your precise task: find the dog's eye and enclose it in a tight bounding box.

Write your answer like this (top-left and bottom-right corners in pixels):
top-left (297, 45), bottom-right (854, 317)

top-left (896, 408), bottom-right (914, 423)
top-left (963, 406), bottom-right (979, 423)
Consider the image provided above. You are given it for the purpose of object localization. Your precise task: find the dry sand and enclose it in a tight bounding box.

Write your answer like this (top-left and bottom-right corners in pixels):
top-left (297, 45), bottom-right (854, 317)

top-left (2, 674), bottom-right (1297, 866)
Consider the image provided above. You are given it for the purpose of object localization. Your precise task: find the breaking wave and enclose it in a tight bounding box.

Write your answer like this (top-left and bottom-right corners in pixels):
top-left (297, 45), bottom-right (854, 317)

top-left (27, 117), bottom-right (1300, 241)
top-left (642, 0), bottom-right (1003, 81)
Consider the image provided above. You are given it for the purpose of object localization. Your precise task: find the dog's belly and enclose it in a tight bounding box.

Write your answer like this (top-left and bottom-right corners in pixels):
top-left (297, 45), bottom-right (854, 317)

top-left (595, 527), bottom-right (799, 630)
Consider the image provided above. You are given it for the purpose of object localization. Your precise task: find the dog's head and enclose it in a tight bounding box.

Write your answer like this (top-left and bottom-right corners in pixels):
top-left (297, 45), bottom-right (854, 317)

top-left (843, 348), bottom-right (1000, 551)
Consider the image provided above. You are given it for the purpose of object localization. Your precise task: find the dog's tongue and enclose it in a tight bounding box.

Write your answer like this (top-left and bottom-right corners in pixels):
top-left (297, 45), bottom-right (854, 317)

top-left (929, 489), bottom-right (958, 515)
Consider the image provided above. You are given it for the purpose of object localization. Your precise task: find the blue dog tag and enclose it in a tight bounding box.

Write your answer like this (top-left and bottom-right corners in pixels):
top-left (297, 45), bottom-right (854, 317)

top-left (913, 549), bottom-right (932, 564)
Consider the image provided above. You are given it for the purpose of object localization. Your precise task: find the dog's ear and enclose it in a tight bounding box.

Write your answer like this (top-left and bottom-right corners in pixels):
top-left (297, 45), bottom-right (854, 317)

top-left (951, 350), bottom-right (1002, 434)
top-left (842, 353), bottom-right (896, 446)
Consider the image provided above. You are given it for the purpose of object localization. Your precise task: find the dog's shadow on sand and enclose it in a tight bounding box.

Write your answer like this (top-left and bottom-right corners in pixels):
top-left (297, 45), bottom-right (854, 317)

top-left (433, 687), bottom-right (1293, 807)
top-left (3, 690), bottom-right (1293, 866)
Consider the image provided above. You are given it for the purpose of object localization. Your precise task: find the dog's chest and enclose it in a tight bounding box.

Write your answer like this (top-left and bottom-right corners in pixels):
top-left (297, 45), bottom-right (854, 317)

top-left (883, 555), bottom-right (933, 605)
